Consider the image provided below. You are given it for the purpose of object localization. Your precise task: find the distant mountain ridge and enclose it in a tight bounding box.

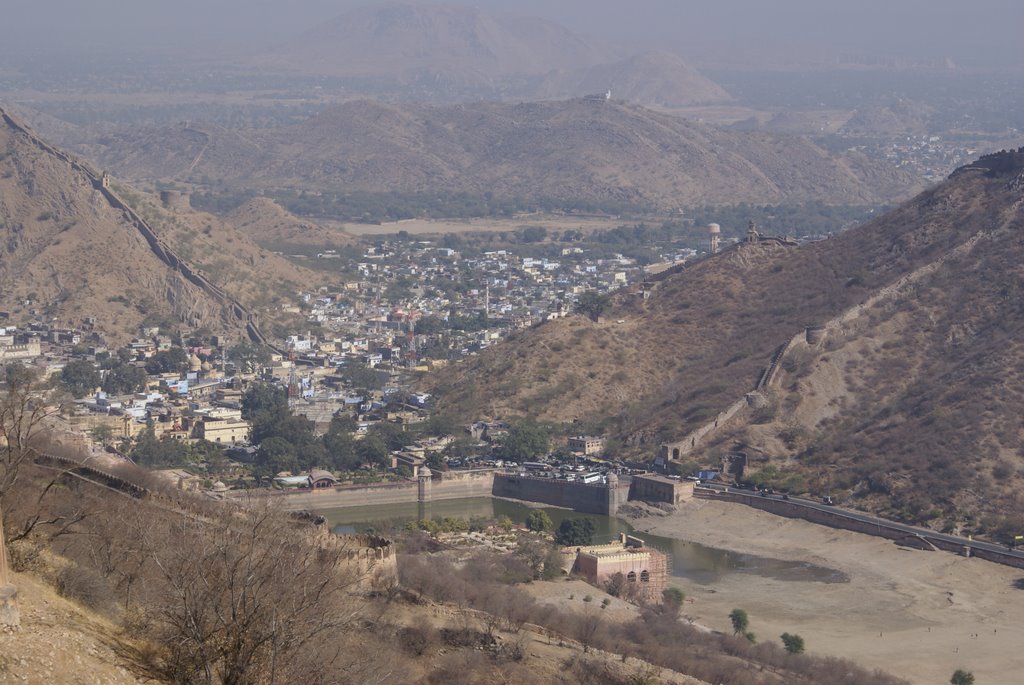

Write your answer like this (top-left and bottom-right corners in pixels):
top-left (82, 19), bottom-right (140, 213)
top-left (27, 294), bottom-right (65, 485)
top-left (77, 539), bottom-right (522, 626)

top-left (253, 3), bottom-right (613, 84)
top-left (247, 3), bottom-right (727, 106)
top-left (67, 99), bottom-right (922, 211)
top-left (535, 51), bottom-right (732, 107)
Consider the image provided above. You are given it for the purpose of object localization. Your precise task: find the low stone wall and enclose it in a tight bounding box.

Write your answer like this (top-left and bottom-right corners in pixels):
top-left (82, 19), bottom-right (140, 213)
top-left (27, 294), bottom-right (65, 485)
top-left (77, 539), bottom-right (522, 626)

top-left (698, 489), bottom-right (1024, 570)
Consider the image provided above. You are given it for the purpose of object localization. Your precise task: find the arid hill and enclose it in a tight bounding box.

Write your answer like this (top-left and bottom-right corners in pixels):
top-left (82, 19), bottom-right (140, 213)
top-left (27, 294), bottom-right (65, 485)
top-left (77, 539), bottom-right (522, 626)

top-left (428, 149), bottom-right (1024, 535)
top-left (0, 109), bottom-right (310, 343)
top-left (225, 197), bottom-right (359, 248)
top-left (70, 99), bottom-right (921, 211)
top-left (535, 51), bottom-right (732, 107)
top-left (840, 98), bottom-right (934, 136)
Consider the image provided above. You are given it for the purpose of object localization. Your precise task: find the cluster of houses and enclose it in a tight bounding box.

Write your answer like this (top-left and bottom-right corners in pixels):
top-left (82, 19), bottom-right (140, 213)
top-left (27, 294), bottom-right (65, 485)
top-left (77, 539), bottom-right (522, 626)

top-left (293, 238), bottom-right (677, 365)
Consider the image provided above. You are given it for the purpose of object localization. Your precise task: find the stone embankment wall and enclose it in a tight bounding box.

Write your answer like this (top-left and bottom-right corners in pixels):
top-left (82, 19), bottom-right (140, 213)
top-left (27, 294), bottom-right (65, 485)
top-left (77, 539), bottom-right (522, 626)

top-left (0, 107), bottom-right (270, 347)
top-left (491, 474), bottom-right (629, 516)
top-left (696, 488), bottom-right (1024, 570)
top-left (267, 470), bottom-right (631, 516)
top-left (270, 470), bottom-right (496, 511)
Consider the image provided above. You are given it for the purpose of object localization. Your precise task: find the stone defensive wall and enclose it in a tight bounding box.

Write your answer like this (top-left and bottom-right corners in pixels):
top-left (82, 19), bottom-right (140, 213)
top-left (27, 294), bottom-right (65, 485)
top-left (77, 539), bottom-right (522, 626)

top-left (696, 488), bottom-right (1024, 570)
top-left (0, 107), bottom-right (270, 348)
top-left (491, 473), bottom-right (629, 516)
top-left (315, 531), bottom-right (397, 590)
top-left (660, 227), bottom-right (995, 462)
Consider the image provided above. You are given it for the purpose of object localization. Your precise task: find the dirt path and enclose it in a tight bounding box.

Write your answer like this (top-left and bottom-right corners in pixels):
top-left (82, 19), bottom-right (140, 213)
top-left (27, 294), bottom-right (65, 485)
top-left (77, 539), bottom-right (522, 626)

top-left (626, 499), bottom-right (1022, 685)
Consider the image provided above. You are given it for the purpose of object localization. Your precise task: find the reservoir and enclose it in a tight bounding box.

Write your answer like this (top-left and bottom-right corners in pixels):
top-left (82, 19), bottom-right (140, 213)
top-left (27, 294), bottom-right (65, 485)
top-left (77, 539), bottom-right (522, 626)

top-left (318, 496), bottom-right (847, 586)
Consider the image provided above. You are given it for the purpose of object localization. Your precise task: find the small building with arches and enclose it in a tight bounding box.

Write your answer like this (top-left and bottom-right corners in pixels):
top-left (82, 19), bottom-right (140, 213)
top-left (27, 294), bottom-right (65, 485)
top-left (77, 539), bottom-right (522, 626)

top-left (569, 533), bottom-right (667, 599)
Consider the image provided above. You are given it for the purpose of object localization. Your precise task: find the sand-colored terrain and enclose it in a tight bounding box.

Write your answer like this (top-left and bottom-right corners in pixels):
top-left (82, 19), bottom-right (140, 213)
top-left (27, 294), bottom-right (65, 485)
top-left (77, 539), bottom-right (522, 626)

top-left (338, 214), bottom-right (629, 236)
top-left (0, 572), bottom-right (150, 684)
top-left (625, 499), bottom-right (1022, 685)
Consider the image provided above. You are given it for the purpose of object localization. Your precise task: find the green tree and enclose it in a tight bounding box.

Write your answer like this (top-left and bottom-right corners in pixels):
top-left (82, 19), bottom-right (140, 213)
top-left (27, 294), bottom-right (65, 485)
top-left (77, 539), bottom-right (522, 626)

top-left (421, 413), bottom-right (456, 437)
top-left (554, 517), bottom-right (595, 546)
top-left (228, 341), bottom-right (272, 374)
top-left (950, 670), bottom-right (975, 685)
top-left (356, 434), bottom-right (389, 468)
top-left (60, 360), bottom-right (100, 398)
top-left (729, 608), bottom-right (749, 636)
top-left (130, 423), bottom-right (188, 467)
top-left (526, 509), bottom-right (553, 533)
top-left (90, 424), bottom-right (115, 445)
top-left (322, 416), bottom-right (359, 471)
top-left (256, 437), bottom-right (299, 476)
top-left (241, 384), bottom-right (291, 444)
top-left (367, 421), bottom-right (413, 452)
top-left (102, 363), bottom-right (148, 395)
top-left (500, 418), bottom-right (550, 462)
top-left (144, 348), bottom-right (189, 375)
top-left (340, 364), bottom-right (388, 392)
top-left (575, 291), bottom-right (610, 321)
top-left (662, 587), bottom-right (685, 611)
top-left (780, 632), bottom-right (805, 654)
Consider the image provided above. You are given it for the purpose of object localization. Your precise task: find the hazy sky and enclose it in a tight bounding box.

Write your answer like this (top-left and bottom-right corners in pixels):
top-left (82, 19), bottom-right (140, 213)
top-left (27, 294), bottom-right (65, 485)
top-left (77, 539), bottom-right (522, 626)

top-left (2, 0), bottom-right (1022, 69)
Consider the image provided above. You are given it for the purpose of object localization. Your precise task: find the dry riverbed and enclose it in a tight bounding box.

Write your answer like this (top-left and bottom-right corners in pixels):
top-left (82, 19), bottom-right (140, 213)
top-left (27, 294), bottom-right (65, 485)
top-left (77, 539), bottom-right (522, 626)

top-left (622, 498), bottom-right (1022, 685)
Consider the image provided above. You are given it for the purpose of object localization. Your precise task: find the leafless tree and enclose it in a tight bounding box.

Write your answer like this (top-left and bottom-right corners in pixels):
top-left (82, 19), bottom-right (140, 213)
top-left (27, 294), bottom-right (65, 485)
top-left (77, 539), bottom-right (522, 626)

top-left (141, 498), bottom-right (371, 684)
top-left (0, 363), bottom-right (65, 625)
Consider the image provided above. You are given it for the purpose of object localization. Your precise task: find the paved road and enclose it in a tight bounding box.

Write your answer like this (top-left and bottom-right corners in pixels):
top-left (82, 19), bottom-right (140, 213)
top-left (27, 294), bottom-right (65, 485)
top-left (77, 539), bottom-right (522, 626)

top-left (703, 484), bottom-right (1024, 561)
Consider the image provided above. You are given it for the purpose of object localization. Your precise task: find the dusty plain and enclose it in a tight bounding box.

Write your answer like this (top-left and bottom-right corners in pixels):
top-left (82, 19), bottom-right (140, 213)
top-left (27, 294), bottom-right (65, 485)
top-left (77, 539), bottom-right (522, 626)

top-left (621, 499), bottom-right (1022, 685)
top-left (334, 214), bottom-right (635, 236)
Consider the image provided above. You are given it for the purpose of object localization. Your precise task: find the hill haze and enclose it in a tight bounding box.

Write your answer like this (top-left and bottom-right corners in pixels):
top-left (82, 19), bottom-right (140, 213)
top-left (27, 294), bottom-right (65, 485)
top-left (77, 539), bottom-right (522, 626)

top-left (68, 99), bottom-right (922, 213)
top-left (252, 3), bottom-right (613, 88)
top-left (535, 51), bottom-right (732, 107)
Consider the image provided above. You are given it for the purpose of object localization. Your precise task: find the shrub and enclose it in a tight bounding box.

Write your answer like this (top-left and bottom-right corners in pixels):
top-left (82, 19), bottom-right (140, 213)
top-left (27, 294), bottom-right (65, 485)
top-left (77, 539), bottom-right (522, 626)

top-left (56, 564), bottom-right (116, 614)
top-left (780, 632), bottom-right (805, 654)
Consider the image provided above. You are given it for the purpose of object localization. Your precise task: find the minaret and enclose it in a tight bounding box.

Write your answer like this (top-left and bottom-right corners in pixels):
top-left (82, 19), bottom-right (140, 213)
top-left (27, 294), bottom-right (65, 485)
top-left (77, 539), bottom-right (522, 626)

top-left (708, 223), bottom-right (721, 254)
top-left (484, 285), bottom-right (490, 319)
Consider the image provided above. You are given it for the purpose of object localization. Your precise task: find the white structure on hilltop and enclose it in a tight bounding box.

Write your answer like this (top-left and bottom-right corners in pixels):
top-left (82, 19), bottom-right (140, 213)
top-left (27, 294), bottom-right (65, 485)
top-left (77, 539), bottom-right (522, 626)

top-left (708, 223), bottom-right (721, 254)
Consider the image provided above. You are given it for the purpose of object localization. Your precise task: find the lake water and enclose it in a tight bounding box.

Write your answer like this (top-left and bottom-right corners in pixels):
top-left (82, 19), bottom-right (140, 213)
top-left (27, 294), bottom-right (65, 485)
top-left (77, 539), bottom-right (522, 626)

top-left (318, 496), bottom-right (847, 586)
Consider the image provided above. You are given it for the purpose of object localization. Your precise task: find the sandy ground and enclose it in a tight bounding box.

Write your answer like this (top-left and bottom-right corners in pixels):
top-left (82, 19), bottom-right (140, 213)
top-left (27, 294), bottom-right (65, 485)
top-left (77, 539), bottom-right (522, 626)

top-left (623, 499), bottom-right (1022, 685)
top-left (0, 572), bottom-right (151, 685)
top-left (337, 214), bottom-right (630, 236)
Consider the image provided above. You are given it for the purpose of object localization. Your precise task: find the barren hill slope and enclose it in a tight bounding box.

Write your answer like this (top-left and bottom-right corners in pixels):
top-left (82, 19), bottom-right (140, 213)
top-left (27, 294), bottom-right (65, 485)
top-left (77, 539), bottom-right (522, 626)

top-left (0, 109), bottom-right (309, 343)
top-left (74, 99), bottom-right (921, 211)
top-left (535, 51), bottom-right (732, 107)
top-left (429, 149), bottom-right (1024, 534)
top-left (225, 197), bottom-right (358, 248)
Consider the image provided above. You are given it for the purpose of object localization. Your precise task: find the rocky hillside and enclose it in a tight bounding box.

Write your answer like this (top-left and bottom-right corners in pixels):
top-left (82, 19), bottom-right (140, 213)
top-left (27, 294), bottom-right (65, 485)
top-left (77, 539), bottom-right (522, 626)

top-left (0, 109), bottom-right (310, 343)
top-left (428, 148), bottom-right (1024, 535)
top-left (70, 99), bottom-right (921, 211)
